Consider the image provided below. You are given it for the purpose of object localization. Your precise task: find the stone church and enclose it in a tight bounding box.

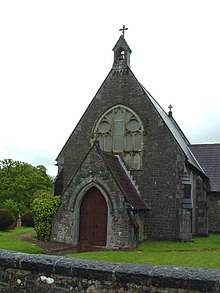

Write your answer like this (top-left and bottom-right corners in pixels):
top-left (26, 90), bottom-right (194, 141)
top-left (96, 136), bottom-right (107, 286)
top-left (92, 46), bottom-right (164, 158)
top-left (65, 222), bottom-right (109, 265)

top-left (51, 31), bottom-right (220, 249)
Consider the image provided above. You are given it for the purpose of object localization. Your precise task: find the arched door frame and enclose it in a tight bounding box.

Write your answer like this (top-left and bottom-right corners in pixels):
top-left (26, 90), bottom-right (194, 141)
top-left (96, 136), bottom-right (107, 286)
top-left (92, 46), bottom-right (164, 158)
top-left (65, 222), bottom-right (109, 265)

top-left (72, 182), bottom-right (113, 247)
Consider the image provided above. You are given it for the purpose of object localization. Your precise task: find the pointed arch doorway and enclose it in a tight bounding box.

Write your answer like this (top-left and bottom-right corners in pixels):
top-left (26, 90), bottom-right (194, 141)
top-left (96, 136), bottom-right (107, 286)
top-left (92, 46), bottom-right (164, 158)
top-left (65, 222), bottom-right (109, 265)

top-left (79, 187), bottom-right (108, 246)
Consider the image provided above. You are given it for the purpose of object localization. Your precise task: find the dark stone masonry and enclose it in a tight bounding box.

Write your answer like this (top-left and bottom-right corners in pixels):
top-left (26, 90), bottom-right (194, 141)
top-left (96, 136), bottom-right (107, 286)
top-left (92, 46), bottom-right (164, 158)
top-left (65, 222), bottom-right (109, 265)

top-left (50, 34), bottom-right (220, 250)
top-left (0, 250), bottom-right (220, 292)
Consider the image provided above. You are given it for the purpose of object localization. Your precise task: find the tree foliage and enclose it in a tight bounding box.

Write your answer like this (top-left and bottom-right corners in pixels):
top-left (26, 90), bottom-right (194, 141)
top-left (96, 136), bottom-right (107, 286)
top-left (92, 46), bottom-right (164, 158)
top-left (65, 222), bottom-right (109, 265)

top-left (21, 211), bottom-right (34, 227)
top-left (0, 199), bottom-right (21, 220)
top-left (0, 159), bottom-right (53, 212)
top-left (31, 192), bottom-right (60, 241)
top-left (0, 209), bottom-right (14, 230)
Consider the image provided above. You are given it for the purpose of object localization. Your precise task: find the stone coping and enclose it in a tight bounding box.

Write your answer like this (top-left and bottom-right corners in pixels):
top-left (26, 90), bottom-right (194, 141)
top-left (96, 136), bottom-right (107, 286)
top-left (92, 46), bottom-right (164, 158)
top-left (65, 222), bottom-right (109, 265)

top-left (0, 250), bottom-right (220, 292)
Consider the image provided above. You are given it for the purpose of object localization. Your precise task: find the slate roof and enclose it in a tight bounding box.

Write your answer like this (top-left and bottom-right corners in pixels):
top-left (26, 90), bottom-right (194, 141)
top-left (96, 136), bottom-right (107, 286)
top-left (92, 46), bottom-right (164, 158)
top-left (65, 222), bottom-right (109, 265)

top-left (141, 84), bottom-right (206, 176)
top-left (101, 151), bottom-right (150, 211)
top-left (189, 144), bottom-right (220, 192)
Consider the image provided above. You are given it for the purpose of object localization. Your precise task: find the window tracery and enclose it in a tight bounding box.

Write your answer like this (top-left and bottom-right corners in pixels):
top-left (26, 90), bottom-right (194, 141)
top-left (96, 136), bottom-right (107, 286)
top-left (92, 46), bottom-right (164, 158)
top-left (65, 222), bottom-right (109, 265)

top-left (93, 105), bottom-right (143, 170)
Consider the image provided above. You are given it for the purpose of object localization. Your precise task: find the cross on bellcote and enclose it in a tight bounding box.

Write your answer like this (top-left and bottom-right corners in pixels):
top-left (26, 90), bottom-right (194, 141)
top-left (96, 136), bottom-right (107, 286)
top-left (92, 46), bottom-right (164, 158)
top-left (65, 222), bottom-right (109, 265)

top-left (168, 105), bottom-right (173, 117)
top-left (119, 25), bottom-right (128, 37)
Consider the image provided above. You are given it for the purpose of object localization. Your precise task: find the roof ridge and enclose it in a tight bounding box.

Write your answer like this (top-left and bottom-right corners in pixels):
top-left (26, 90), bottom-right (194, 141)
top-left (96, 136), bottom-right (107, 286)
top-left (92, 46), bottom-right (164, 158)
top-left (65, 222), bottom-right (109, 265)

top-left (190, 143), bottom-right (220, 146)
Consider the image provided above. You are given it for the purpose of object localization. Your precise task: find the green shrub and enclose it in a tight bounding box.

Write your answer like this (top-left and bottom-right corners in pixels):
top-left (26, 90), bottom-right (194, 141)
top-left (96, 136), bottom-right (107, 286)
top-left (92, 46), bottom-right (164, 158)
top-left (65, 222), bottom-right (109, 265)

top-left (21, 211), bottom-right (34, 227)
top-left (31, 193), bottom-right (60, 241)
top-left (0, 199), bottom-right (20, 220)
top-left (0, 209), bottom-right (14, 230)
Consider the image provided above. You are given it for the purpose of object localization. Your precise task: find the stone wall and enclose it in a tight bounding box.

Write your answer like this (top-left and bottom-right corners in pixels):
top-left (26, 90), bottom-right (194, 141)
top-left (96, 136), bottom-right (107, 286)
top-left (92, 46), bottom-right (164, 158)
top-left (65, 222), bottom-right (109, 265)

top-left (54, 69), bottom-right (189, 241)
top-left (0, 250), bottom-right (219, 293)
top-left (207, 192), bottom-right (220, 232)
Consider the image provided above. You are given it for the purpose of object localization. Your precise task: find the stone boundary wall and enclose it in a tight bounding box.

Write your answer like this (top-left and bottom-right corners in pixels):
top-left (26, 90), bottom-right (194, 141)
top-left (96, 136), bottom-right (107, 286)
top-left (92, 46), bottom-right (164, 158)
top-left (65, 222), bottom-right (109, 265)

top-left (0, 250), bottom-right (220, 292)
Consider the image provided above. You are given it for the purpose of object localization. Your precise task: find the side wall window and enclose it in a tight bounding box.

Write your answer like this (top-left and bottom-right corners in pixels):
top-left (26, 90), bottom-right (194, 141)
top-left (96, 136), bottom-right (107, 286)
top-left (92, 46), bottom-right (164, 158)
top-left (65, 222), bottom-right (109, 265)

top-left (93, 105), bottom-right (143, 170)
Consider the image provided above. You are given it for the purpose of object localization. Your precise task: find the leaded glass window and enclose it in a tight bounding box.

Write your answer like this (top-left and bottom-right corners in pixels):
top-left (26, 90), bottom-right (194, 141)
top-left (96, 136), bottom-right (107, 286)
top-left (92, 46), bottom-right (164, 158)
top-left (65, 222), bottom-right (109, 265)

top-left (93, 105), bottom-right (143, 170)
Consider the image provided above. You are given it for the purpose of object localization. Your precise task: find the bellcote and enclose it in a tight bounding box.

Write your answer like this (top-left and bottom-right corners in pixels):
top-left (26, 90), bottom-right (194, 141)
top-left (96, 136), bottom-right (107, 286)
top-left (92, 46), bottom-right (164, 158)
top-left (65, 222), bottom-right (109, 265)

top-left (112, 35), bottom-right (132, 72)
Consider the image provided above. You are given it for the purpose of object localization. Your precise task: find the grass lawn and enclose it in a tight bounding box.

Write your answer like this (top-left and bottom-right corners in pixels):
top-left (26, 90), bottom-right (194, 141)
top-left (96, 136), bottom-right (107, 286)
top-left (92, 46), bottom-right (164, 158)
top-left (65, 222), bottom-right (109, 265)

top-left (1, 229), bottom-right (220, 269)
top-left (67, 234), bottom-right (220, 269)
top-left (0, 227), bottom-right (43, 254)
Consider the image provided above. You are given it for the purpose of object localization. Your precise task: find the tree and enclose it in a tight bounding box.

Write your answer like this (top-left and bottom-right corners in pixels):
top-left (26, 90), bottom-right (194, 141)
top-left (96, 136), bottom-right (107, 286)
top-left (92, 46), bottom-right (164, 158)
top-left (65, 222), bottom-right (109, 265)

top-left (0, 199), bottom-right (21, 220)
top-left (0, 159), bottom-right (53, 211)
top-left (0, 209), bottom-right (14, 230)
top-left (31, 192), bottom-right (60, 241)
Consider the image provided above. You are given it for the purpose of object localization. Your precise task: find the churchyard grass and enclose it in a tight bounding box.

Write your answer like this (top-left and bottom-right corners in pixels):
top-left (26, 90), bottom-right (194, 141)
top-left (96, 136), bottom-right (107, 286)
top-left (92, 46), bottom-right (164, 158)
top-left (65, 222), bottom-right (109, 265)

top-left (0, 227), bottom-right (43, 254)
top-left (1, 229), bottom-right (220, 269)
top-left (67, 233), bottom-right (220, 269)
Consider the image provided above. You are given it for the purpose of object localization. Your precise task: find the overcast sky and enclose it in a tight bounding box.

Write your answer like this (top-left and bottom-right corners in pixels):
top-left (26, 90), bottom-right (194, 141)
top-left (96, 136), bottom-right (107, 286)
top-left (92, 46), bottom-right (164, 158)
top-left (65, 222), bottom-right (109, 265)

top-left (1, 1), bottom-right (220, 176)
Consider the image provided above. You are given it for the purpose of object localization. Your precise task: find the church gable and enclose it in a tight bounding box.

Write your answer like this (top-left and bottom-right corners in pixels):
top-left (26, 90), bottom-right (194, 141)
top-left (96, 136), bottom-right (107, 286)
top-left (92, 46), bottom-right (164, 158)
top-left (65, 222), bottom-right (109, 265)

top-left (55, 65), bottom-right (148, 188)
top-left (55, 64), bottom-right (182, 191)
top-left (52, 30), bottom-right (210, 247)
top-left (52, 142), bottom-right (147, 248)
top-left (55, 62), bottom-right (205, 194)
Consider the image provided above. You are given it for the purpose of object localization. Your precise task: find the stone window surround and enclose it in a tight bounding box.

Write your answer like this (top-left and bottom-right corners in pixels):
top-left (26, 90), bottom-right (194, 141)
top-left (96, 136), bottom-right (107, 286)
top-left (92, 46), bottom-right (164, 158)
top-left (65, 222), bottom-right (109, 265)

top-left (92, 104), bottom-right (144, 170)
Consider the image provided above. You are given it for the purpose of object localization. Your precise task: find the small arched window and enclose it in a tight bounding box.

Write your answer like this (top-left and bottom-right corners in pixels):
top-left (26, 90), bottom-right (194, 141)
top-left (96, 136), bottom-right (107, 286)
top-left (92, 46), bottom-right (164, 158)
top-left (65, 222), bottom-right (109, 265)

top-left (93, 105), bottom-right (143, 170)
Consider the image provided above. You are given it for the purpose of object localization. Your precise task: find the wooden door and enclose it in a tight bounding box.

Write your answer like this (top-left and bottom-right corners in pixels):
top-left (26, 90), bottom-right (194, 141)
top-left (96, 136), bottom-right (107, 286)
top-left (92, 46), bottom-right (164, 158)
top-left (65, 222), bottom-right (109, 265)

top-left (79, 187), bottom-right (107, 246)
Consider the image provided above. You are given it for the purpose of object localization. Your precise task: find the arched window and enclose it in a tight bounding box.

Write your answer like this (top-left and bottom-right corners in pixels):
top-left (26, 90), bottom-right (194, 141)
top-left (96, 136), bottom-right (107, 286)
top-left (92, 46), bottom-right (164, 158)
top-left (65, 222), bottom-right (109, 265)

top-left (93, 105), bottom-right (143, 170)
